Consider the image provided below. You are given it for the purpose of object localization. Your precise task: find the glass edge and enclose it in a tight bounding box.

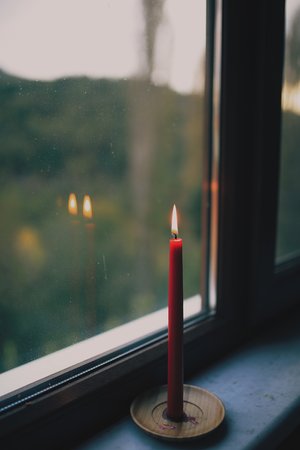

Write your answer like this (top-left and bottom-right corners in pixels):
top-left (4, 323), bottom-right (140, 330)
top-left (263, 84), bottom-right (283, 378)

top-left (0, 297), bottom-right (211, 415)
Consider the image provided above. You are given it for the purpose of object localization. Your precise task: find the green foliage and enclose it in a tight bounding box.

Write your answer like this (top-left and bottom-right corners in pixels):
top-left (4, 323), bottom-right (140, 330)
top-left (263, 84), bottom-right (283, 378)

top-left (0, 71), bottom-right (203, 372)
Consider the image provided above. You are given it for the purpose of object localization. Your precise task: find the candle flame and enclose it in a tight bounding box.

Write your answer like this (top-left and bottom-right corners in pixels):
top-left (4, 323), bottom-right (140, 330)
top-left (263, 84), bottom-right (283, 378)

top-left (68, 193), bottom-right (78, 216)
top-left (171, 204), bottom-right (178, 236)
top-left (83, 195), bottom-right (93, 219)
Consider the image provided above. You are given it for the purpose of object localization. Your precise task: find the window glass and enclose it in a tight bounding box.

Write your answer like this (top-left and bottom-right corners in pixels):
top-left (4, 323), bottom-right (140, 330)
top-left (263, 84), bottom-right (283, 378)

top-left (0, 0), bottom-right (206, 373)
top-left (277, 0), bottom-right (300, 262)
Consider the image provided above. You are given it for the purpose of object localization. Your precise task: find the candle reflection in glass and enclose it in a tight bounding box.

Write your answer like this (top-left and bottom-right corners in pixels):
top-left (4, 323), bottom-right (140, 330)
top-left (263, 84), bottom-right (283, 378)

top-left (68, 193), bottom-right (80, 334)
top-left (83, 194), bottom-right (93, 220)
top-left (83, 194), bottom-right (97, 330)
top-left (68, 193), bottom-right (78, 217)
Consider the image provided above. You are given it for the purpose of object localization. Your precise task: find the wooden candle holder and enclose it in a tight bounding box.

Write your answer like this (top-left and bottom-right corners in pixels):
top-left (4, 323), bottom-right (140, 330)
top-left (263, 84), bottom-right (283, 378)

top-left (130, 384), bottom-right (225, 441)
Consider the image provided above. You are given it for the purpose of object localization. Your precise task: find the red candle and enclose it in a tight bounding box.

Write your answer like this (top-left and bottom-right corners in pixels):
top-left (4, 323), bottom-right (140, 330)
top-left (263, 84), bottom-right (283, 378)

top-left (167, 204), bottom-right (184, 421)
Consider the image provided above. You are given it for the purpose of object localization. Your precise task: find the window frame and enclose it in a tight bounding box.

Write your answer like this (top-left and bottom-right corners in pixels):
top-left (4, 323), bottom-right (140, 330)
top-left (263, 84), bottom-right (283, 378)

top-left (1, 1), bottom-right (297, 448)
top-left (242, 0), bottom-right (300, 324)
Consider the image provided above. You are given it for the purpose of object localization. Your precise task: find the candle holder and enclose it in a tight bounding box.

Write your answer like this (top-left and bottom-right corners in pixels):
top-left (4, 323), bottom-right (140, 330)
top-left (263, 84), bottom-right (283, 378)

top-left (130, 384), bottom-right (225, 441)
top-left (131, 206), bottom-right (225, 440)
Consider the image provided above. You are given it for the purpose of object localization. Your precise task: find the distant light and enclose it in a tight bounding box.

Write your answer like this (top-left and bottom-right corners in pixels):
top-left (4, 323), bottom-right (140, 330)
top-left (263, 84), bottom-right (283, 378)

top-left (68, 193), bottom-right (78, 216)
top-left (83, 195), bottom-right (93, 219)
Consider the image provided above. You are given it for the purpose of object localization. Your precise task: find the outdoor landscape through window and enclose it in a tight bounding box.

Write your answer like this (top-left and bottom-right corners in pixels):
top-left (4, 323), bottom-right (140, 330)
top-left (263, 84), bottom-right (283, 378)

top-left (0, 0), bottom-right (206, 374)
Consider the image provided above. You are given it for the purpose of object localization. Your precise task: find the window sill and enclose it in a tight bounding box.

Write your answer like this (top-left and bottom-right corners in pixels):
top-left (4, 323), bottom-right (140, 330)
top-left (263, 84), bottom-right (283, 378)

top-left (77, 310), bottom-right (300, 450)
top-left (0, 295), bottom-right (201, 401)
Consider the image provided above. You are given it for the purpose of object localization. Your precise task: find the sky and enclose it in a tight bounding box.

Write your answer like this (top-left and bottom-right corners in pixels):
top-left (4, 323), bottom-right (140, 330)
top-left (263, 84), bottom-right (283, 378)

top-left (0, 0), bottom-right (206, 94)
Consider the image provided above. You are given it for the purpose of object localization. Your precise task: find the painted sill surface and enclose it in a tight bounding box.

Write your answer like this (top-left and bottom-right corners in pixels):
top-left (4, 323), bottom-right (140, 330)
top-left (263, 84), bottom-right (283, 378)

top-left (78, 309), bottom-right (300, 450)
top-left (0, 295), bottom-right (201, 399)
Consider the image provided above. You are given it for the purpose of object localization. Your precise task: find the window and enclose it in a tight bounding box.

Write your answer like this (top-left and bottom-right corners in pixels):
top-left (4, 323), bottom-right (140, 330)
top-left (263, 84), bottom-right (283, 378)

top-left (0, 0), bottom-right (209, 409)
top-left (2, 2), bottom-right (299, 448)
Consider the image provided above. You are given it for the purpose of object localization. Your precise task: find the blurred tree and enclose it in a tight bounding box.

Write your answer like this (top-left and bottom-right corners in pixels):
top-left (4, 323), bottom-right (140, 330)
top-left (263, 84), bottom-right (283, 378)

top-left (141, 0), bottom-right (165, 81)
top-left (126, 1), bottom-right (165, 301)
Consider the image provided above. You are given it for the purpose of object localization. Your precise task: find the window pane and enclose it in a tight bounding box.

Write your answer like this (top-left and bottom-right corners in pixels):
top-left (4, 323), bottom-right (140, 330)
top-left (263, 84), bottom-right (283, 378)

top-left (0, 0), bottom-right (206, 374)
top-left (277, 0), bottom-right (300, 262)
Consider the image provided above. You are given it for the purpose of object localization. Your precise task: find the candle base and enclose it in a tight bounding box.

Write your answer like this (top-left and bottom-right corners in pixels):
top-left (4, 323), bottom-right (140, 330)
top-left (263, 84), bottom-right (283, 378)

top-left (130, 384), bottom-right (225, 441)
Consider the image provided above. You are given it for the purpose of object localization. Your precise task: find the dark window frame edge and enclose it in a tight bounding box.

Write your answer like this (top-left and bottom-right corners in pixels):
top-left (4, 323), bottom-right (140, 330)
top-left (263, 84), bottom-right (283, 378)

top-left (2, 1), bottom-right (299, 448)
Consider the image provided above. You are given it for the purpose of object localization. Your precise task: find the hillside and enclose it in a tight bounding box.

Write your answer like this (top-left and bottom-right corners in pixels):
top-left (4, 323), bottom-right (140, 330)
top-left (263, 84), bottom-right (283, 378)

top-left (0, 70), bottom-right (204, 371)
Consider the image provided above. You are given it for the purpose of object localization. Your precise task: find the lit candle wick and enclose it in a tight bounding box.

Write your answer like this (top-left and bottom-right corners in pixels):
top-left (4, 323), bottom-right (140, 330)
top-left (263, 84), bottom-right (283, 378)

top-left (171, 204), bottom-right (178, 239)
